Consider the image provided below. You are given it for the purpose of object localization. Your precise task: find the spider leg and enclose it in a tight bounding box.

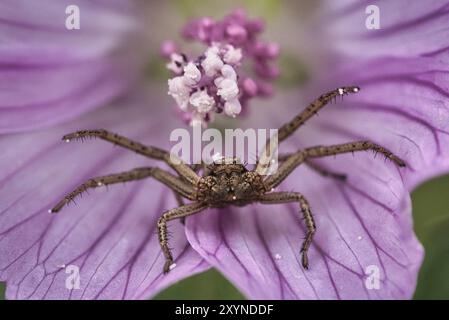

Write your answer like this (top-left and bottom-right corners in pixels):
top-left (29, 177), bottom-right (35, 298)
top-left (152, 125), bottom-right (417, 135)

top-left (264, 151), bottom-right (307, 190)
top-left (305, 141), bottom-right (406, 166)
top-left (259, 192), bottom-right (315, 269)
top-left (256, 86), bottom-right (360, 174)
top-left (279, 153), bottom-right (346, 181)
top-left (276, 86), bottom-right (360, 142)
top-left (190, 163), bottom-right (203, 173)
top-left (157, 202), bottom-right (207, 274)
top-left (175, 163), bottom-right (203, 225)
top-left (50, 167), bottom-right (196, 213)
top-left (172, 191), bottom-right (187, 225)
top-left (62, 130), bottom-right (199, 185)
top-left (264, 140), bottom-right (405, 190)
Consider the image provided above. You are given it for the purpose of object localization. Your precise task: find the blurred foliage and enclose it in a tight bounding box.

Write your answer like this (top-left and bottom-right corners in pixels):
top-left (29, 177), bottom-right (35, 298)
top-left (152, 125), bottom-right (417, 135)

top-left (412, 174), bottom-right (449, 299)
top-left (277, 54), bottom-right (310, 88)
top-left (154, 269), bottom-right (244, 300)
top-left (173, 0), bottom-right (281, 19)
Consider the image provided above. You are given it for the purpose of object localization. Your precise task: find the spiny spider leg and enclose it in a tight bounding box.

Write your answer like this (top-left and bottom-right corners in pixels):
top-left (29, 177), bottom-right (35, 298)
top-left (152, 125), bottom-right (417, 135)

top-left (279, 153), bottom-right (347, 181)
top-left (265, 140), bottom-right (406, 190)
top-left (172, 191), bottom-right (187, 225)
top-left (174, 163), bottom-right (204, 225)
top-left (277, 86), bottom-right (360, 142)
top-left (157, 202), bottom-right (207, 273)
top-left (259, 192), bottom-right (315, 269)
top-left (305, 141), bottom-right (406, 165)
top-left (256, 86), bottom-right (360, 174)
top-left (63, 130), bottom-right (200, 185)
top-left (50, 167), bottom-right (196, 213)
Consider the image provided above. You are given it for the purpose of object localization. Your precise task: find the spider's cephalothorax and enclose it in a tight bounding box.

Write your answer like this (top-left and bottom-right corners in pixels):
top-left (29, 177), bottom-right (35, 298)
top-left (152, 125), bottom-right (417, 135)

top-left (51, 86), bottom-right (406, 274)
top-left (197, 158), bottom-right (266, 205)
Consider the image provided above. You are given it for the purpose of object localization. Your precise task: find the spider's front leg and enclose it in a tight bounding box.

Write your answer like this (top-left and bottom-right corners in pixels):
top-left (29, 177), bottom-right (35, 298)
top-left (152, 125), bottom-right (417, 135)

top-left (50, 167), bottom-right (196, 213)
top-left (173, 164), bottom-right (204, 225)
top-left (279, 153), bottom-right (347, 181)
top-left (62, 130), bottom-right (200, 185)
top-left (259, 192), bottom-right (315, 269)
top-left (256, 86), bottom-right (360, 174)
top-left (157, 202), bottom-right (207, 274)
top-left (264, 140), bottom-right (405, 190)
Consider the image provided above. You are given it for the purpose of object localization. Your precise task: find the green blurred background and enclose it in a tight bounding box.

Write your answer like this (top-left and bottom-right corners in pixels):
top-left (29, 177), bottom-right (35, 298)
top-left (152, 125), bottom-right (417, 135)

top-left (1, 0), bottom-right (448, 300)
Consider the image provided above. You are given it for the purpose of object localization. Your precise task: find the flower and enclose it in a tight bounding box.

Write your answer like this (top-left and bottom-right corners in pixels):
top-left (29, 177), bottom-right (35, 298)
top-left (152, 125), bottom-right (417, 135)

top-left (189, 89), bottom-right (215, 114)
top-left (162, 9), bottom-right (280, 126)
top-left (1, 1), bottom-right (449, 300)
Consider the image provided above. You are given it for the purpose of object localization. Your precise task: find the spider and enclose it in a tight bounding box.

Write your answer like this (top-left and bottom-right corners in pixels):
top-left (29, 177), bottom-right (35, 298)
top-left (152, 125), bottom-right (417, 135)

top-left (50, 86), bottom-right (405, 274)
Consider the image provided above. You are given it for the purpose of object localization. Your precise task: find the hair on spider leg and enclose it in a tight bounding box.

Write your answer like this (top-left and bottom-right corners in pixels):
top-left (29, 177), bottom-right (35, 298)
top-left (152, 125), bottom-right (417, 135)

top-left (166, 231), bottom-right (174, 240)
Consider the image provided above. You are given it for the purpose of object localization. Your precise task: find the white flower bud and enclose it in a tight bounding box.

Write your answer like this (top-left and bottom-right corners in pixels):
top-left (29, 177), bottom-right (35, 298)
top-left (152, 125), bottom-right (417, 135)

top-left (168, 76), bottom-right (190, 111)
top-left (183, 62), bottom-right (201, 86)
top-left (223, 45), bottom-right (242, 65)
top-left (224, 98), bottom-right (242, 117)
top-left (189, 90), bottom-right (215, 113)
top-left (220, 64), bottom-right (237, 80)
top-left (166, 53), bottom-right (185, 74)
top-left (201, 47), bottom-right (224, 77)
top-left (216, 78), bottom-right (239, 100)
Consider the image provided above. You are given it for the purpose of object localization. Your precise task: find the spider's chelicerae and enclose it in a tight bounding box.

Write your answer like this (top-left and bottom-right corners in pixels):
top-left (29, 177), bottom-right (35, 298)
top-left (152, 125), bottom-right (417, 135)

top-left (51, 86), bottom-right (405, 274)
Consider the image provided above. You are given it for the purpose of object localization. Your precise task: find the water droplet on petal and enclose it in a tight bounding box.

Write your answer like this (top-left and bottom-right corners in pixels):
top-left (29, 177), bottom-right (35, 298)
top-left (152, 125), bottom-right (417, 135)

top-left (274, 253), bottom-right (282, 260)
top-left (357, 236), bottom-right (363, 240)
top-left (169, 263), bottom-right (177, 270)
top-left (65, 139), bottom-right (70, 143)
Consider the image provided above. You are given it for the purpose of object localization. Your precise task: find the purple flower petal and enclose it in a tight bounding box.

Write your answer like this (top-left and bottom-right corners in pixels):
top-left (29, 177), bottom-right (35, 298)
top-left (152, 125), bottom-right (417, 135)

top-left (323, 0), bottom-right (449, 58)
top-left (3, 1), bottom-right (447, 300)
top-left (0, 89), bottom-right (209, 299)
top-left (322, 57), bottom-right (449, 189)
top-left (0, 0), bottom-right (143, 134)
top-left (186, 130), bottom-right (422, 299)
top-left (318, 0), bottom-right (449, 188)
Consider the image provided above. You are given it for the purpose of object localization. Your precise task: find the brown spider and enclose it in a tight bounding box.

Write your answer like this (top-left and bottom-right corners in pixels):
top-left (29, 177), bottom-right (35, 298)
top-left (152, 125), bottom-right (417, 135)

top-left (50, 86), bottom-right (405, 274)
